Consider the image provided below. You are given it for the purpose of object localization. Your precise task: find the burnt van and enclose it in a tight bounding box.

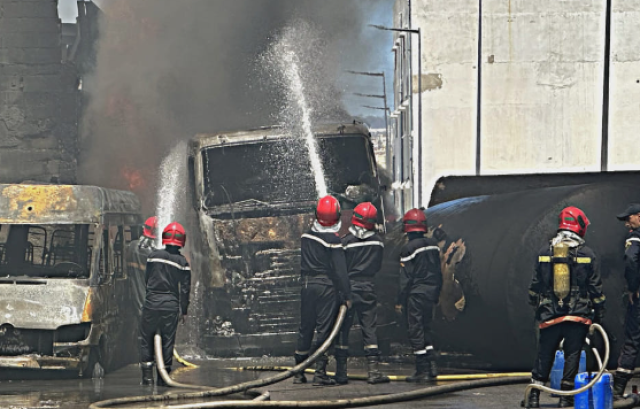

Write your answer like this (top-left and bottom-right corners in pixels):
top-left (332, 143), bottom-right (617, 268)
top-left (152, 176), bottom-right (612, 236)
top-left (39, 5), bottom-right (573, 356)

top-left (0, 184), bottom-right (143, 377)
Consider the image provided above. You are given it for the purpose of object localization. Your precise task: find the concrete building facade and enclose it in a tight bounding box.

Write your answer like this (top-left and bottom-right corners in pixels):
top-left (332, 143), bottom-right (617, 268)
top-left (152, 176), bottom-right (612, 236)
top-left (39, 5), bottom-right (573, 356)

top-left (0, 0), bottom-right (84, 184)
top-left (391, 0), bottom-right (640, 212)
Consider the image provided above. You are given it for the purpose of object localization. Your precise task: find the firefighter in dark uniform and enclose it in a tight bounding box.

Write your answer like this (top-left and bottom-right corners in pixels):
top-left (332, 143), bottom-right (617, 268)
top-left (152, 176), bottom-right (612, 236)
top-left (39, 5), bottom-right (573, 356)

top-left (525, 206), bottom-right (605, 408)
top-left (334, 202), bottom-right (389, 385)
top-left (126, 216), bottom-right (158, 313)
top-left (613, 203), bottom-right (640, 399)
top-left (395, 208), bottom-right (442, 383)
top-left (293, 195), bottom-right (351, 386)
top-left (139, 222), bottom-right (191, 386)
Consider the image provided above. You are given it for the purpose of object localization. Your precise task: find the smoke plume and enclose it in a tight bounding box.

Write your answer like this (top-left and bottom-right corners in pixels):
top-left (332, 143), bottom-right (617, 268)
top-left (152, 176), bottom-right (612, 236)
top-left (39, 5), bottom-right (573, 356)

top-left (78, 0), bottom-right (392, 213)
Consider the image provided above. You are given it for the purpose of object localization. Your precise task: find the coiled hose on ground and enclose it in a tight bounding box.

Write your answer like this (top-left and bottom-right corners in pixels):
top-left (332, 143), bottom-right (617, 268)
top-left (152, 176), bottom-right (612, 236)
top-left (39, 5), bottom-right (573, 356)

top-left (89, 305), bottom-right (348, 409)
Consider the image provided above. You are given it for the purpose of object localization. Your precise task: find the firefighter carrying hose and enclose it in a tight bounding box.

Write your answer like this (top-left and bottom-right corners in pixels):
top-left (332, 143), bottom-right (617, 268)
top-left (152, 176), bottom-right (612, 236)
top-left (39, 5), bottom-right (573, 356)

top-left (525, 207), bottom-right (605, 408)
top-left (612, 203), bottom-right (640, 399)
top-left (293, 195), bottom-right (351, 386)
top-left (395, 208), bottom-right (442, 384)
top-left (126, 216), bottom-right (159, 313)
top-left (139, 222), bottom-right (191, 386)
top-left (334, 202), bottom-right (390, 385)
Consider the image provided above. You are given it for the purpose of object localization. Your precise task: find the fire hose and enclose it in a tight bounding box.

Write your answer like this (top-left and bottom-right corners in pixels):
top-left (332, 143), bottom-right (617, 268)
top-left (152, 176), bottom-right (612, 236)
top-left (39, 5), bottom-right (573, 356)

top-left (522, 323), bottom-right (640, 409)
top-left (228, 366), bottom-right (531, 382)
top-left (89, 304), bottom-right (348, 408)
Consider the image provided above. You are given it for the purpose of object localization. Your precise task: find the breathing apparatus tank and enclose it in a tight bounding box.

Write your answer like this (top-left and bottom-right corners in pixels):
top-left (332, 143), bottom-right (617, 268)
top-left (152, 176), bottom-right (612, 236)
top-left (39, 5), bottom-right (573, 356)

top-left (553, 242), bottom-right (571, 307)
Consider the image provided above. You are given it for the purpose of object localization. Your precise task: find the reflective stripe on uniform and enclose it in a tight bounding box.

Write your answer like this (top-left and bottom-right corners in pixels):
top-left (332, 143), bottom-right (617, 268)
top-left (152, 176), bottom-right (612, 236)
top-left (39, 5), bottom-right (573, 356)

top-left (344, 241), bottom-right (384, 249)
top-left (335, 345), bottom-right (349, 350)
top-left (147, 258), bottom-right (190, 271)
top-left (592, 295), bottom-right (606, 304)
top-left (414, 349), bottom-right (427, 355)
top-left (538, 256), bottom-right (551, 262)
top-left (301, 234), bottom-right (343, 249)
top-left (364, 344), bottom-right (378, 350)
top-left (575, 257), bottom-right (592, 264)
top-left (400, 246), bottom-right (440, 262)
top-left (295, 350), bottom-right (310, 356)
top-left (617, 368), bottom-right (633, 374)
top-left (626, 238), bottom-right (640, 244)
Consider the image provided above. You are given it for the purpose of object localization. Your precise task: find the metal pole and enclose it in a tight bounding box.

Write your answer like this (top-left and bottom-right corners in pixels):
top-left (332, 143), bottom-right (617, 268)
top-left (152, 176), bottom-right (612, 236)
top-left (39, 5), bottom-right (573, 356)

top-left (476, 0), bottom-right (482, 175)
top-left (382, 72), bottom-right (390, 172)
top-left (417, 28), bottom-right (422, 207)
top-left (601, 0), bottom-right (612, 172)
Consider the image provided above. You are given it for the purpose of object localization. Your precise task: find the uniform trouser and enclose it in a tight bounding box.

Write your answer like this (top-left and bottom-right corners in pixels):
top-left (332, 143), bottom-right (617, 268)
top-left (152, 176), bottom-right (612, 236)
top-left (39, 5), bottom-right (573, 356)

top-left (532, 321), bottom-right (589, 386)
top-left (336, 286), bottom-right (380, 357)
top-left (617, 296), bottom-right (640, 371)
top-left (139, 307), bottom-right (179, 367)
top-left (295, 283), bottom-right (338, 357)
top-left (407, 293), bottom-right (435, 353)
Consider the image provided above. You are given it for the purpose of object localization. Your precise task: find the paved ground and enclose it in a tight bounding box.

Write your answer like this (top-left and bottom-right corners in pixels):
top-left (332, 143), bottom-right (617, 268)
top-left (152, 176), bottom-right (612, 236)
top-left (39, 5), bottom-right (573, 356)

top-left (0, 357), bottom-right (637, 408)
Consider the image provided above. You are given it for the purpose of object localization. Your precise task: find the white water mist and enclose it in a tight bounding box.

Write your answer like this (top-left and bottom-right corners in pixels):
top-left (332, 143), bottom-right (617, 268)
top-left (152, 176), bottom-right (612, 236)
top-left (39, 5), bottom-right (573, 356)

top-left (277, 47), bottom-right (328, 198)
top-left (155, 141), bottom-right (188, 247)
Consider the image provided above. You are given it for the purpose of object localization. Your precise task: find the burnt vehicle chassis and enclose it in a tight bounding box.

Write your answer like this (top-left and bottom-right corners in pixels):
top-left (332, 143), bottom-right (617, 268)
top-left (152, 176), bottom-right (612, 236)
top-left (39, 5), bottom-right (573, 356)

top-left (188, 122), bottom-right (395, 357)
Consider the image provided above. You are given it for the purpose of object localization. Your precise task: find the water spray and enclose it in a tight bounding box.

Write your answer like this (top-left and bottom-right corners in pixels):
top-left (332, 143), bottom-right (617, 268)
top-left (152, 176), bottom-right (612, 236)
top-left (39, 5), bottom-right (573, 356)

top-left (155, 141), bottom-right (188, 247)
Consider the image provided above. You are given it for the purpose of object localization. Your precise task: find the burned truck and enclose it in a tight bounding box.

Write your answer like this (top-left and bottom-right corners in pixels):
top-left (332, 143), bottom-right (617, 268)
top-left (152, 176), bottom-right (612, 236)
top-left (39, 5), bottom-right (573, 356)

top-left (0, 184), bottom-right (143, 376)
top-left (187, 122), bottom-right (388, 356)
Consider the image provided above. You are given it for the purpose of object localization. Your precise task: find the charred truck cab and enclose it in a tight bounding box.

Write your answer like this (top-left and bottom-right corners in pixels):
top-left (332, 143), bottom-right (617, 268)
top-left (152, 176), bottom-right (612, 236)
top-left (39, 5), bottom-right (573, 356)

top-left (0, 184), bottom-right (143, 376)
top-left (188, 122), bottom-right (387, 356)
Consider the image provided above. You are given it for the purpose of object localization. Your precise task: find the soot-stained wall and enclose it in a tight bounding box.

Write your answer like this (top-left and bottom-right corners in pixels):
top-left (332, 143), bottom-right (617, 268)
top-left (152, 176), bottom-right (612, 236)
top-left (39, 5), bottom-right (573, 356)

top-left (0, 0), bottom-right (78, 184)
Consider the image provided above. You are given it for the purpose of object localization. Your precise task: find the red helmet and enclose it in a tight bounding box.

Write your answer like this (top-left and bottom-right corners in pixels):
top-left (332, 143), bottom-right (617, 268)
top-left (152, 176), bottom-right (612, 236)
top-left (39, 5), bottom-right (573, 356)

top-left (162, 222), bottom-right (186, 247)
top-left (403, 208), bottom-right (428, 233)
top-left (558, 206), bottom-right (590, 237)
top-left (143, 216), bottom-right (158, 239)
top-left (316, 195), bottom-right (341, 227)
top-left (352, 202), bottom-right (378, 230)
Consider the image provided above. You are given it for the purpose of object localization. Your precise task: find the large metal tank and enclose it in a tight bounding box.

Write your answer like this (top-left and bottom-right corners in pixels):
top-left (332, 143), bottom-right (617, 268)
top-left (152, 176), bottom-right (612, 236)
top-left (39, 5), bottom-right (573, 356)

top-left (380, 182), bottom-right (637, 370)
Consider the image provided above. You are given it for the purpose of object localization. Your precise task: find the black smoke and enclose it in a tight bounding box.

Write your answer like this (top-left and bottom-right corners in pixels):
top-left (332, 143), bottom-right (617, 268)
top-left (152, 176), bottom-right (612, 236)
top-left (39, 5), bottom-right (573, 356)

top-left (78, 0), bottom-right (392, 212)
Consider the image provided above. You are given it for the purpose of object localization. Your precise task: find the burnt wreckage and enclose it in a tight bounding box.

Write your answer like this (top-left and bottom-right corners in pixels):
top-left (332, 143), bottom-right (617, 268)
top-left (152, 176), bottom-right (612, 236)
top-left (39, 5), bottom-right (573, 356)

top-left (187, 122), bottom-right (391, 356)
top-left (0, 184), bottom-right (143, 376)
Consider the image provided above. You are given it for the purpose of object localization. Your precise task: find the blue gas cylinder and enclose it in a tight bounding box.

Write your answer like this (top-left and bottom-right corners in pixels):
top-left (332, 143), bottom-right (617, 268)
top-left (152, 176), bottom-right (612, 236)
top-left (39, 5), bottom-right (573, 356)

top-left (551, 350), bottom-right (586, 392)
top-left (574, 372), bottom-right (613, 409)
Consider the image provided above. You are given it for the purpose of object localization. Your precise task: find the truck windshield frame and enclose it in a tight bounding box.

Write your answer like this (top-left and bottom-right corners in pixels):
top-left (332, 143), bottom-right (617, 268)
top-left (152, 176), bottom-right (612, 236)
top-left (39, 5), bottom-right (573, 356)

top-left (200, 134), bottom-right (377, 209)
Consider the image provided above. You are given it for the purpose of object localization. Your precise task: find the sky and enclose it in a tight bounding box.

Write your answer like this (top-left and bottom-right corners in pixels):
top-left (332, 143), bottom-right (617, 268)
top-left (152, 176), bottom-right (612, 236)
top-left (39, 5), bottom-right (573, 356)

top-left (56, 0), bottom-right (396, 118)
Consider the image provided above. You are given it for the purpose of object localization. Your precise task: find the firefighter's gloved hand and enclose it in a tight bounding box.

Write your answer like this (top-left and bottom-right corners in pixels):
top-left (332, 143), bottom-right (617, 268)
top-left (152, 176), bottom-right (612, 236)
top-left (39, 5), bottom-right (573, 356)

top-left (394, 304), bottom-right (403, 315)
top-left (593, 308), bottom-right (605, 325)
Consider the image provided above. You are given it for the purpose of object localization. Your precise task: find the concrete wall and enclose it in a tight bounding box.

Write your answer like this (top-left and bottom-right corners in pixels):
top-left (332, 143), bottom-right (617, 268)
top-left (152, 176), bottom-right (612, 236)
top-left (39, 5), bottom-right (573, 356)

top-left (0, 0), bottom-right (78, 184)
top-left (393, 0), bottom-right (640, 207)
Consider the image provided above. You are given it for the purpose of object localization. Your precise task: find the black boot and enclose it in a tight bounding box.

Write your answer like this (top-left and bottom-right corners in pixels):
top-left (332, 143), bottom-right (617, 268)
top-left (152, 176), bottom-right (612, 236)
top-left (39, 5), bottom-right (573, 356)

top-left (406, 354), bottom-right (432, 383)
top-left (293, 353), bottom-right (308, 384)
top-left (312, 355), bottom-right (337, 386)
top-left (366, 356), bottom-right (390, 384)
top-left (334, 356), bottom-right (349, 385)
top-left (522, 388), bottom-right (540, 408)
top-left (558, 381), bottom-right (574, 408)
top-left (156, 366), bottom-right (171, 387)
top-left (140, 362), bottom-right (154, 386)
top-left (613, 373), bottom-right (631, 400)
top-left (520, 380), bottom-right (542, 408)
top-left (426, 351), bottom-right (438, 379)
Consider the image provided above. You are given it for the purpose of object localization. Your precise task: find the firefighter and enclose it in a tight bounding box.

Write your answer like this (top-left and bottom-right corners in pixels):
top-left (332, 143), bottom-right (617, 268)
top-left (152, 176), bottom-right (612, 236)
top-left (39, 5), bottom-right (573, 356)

top-left (395, 208), bottom-right (442, 384)
top-left (139, 222), bottom-right (191, 386)
top-left (613, 203), bottom-right (640, 400)
top-left (334, 202), bottom-right (389, 385)
top-left (126, 216), bottom-right (158, 313)
top-left (293, 195), bottom-right (351, 386)
top-left (525, 207), bottom-right (605, 408)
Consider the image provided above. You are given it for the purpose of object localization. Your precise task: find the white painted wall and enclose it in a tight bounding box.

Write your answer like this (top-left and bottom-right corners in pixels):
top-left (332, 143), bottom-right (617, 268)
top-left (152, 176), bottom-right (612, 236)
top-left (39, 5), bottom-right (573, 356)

top-left (391, 0), bottom-right (640, 208)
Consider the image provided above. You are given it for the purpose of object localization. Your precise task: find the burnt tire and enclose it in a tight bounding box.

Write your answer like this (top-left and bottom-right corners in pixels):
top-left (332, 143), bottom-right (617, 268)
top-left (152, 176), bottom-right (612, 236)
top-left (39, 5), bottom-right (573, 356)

top-left (80, 347), bottom-right (101, 378)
